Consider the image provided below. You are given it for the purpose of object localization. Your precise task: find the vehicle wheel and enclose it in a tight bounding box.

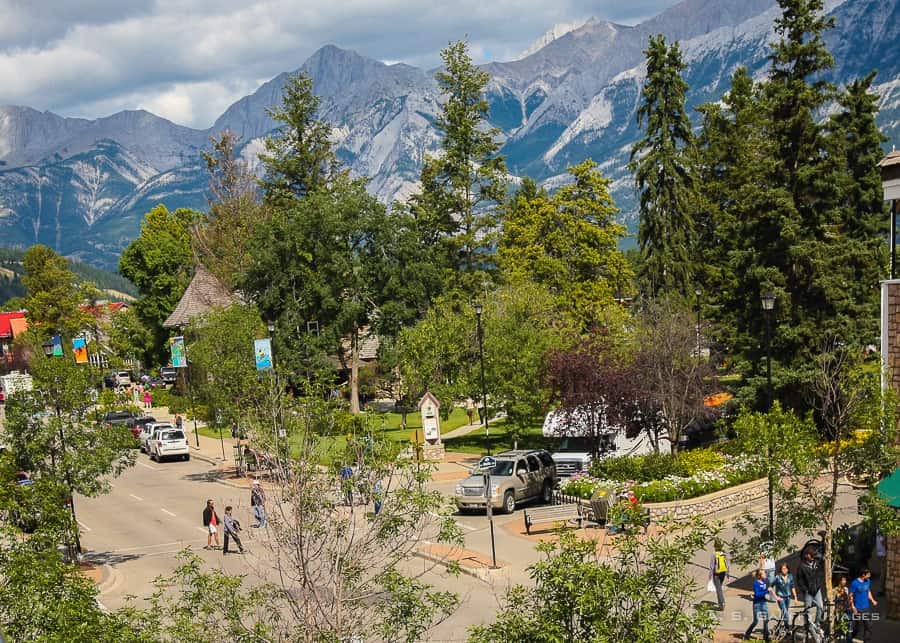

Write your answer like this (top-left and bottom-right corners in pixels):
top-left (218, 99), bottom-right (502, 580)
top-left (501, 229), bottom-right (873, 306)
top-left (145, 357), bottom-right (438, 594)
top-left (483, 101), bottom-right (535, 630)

top-left (184, 454), bottom-right (190, 461)
top-left (541, 481), bottom-right (553, 504)
top-left (149, 451), bottom-right (156, 462)
top-left (503, 491), bottom-right (516, 514)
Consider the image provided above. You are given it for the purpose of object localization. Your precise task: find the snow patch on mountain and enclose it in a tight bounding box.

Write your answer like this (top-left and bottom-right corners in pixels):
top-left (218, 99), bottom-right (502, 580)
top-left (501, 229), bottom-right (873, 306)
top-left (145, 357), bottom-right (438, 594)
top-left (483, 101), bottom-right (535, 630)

top-left (517, 19), bottom-right (591, 60)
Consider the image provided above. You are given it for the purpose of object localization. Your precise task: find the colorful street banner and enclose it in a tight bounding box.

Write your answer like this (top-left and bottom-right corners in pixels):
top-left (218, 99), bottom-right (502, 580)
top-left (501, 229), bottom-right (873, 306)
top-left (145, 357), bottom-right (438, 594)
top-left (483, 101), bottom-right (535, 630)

top-left (170, 336), bottom-right (187, 368)
top-left (72, 337), bottom-right (88, 364)
top-left (51, 334), bottom-right (63, 357)
top-left (254, 338), bottom-right (273, 371)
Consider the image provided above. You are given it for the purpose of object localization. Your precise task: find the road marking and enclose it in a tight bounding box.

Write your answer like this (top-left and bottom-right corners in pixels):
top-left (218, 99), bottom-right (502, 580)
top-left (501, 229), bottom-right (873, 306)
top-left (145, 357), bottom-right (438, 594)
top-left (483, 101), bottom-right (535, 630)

top-left (129, 494), bottom-right (143, 501)
top-left (455, 522), bottom-right (478, 531)
top-left (137, 461), bottom-right (160, 471)
top-left (78, 520), bottom-right (92, 532)
top-left (106, 540), bottom-right (205, 553)
top-left (160, 508), bottom-right (176, 517)
top-left (197, 527), bottom-right (208, 533)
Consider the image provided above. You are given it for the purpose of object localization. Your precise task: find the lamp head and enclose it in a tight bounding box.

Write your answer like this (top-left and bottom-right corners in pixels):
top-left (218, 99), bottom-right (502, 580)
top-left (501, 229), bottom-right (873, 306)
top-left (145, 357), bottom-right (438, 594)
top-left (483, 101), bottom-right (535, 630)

top-left (761, 291), bottom-right (776, 311)
top-left (473, 302), bottom-right (483, 316)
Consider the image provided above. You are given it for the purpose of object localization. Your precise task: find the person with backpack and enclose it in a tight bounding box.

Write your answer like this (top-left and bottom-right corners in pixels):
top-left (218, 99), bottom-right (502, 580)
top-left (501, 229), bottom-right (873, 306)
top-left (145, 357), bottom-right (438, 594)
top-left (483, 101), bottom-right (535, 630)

top-left (743, 568), bottom-right (774, 641)
top-left (709, 540), bottom-right (729, 610)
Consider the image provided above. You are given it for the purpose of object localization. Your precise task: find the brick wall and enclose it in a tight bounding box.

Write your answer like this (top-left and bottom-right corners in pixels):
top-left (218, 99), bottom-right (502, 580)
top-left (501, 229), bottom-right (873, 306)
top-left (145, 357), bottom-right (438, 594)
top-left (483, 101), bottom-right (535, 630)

top-left (881, 281), bottom-right (900, 619)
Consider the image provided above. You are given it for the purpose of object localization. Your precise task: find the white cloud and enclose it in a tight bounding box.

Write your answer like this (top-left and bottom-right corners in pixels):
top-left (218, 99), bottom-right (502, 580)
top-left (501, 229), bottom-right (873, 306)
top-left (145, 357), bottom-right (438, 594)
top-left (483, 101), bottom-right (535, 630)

top-left (0, 0), bottom-right (680, 128)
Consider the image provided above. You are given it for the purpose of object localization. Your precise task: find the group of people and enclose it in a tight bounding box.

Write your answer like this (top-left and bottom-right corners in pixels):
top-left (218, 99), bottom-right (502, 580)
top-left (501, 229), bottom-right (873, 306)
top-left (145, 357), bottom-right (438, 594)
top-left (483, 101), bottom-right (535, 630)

top-left (200, 480), bottom-right (268, 555)
top-left (711, 541), bottom-right (880, 642)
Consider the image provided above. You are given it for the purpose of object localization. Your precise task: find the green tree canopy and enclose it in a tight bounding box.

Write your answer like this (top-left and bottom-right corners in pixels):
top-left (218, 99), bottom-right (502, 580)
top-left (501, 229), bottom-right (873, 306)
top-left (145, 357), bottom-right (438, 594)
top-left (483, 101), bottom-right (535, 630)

top-left (21, 245), bottom-right (93, 339)
top-left (498, 161), bottom-right (633, 327)
top-left (119, 205), bottom-right (196, 365)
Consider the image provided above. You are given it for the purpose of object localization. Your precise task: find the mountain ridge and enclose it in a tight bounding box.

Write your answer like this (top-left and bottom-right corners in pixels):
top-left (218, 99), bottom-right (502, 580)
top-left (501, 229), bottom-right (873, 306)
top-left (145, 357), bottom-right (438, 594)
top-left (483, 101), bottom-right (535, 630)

top-left (0, 0), bottom-right (896, 270)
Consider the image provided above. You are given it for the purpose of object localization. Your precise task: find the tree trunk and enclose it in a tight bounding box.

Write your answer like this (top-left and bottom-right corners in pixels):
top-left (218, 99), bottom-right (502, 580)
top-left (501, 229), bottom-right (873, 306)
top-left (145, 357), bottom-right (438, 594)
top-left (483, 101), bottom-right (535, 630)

top-left (350, 324), bottom-right (361, 414)
top-left (823, 457), bottom-right (840, 636)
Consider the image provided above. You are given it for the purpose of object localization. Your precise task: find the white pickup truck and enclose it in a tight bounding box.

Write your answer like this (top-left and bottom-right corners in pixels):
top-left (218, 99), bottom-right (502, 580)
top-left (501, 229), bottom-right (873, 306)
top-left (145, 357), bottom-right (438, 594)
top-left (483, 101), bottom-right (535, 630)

top-left (542, 408), bottom-right (669, 477)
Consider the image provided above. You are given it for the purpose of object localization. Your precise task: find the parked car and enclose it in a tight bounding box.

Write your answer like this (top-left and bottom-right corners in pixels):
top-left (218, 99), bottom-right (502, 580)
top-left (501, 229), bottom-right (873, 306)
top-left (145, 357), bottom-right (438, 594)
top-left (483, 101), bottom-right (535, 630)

top-left (102, 410), bottom-right (137, 427)
top-left (147, 427), bottom-right (190, 462)
top-left (160, 367), bottom-right (178, 384)
top-left (146, 376), bottom-right (167, 389)
top-left (115, 371), bottom-right (133, 387)
top-left (125, 416), bottom-right (157, 440)
top-left (139, 422), bottom-right (173, 453)
top-left (454, 449), bottom-right (558, 514)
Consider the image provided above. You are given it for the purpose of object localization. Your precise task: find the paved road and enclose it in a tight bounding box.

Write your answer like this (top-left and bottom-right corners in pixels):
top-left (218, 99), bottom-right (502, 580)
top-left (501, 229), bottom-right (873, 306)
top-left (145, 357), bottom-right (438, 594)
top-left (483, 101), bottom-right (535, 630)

top-left (77, 451), bottom-right (266, 608)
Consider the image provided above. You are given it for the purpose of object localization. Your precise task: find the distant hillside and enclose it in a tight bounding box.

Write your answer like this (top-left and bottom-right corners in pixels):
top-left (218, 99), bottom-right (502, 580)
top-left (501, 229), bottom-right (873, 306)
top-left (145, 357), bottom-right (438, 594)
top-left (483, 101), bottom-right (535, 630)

top-left (0, 246), bottom-right (137, 306)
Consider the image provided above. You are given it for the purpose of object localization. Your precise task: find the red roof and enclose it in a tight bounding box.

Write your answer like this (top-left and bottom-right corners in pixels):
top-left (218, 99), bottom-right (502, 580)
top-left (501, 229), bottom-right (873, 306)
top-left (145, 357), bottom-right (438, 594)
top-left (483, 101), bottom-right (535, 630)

top-left (79, 302), bottom-right (129, 318)
top-left (0, 311), bottom-right (27, 338)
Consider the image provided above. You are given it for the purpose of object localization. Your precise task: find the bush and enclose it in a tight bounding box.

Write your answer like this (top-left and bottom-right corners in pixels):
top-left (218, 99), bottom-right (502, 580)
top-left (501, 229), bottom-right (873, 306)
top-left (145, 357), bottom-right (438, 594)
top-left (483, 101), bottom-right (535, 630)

top-left (677, 448), bottom-right (725, 476)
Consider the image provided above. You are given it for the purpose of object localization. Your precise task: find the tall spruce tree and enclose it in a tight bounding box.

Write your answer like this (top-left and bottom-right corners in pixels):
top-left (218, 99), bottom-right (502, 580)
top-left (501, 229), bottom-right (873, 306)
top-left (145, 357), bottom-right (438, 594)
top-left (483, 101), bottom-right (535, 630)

top-left (412, 40), bottom-right (507, 297)
top-left (258, 72), bottom-right (338, 205)
top-left (630, 35), bottom-right (696, 297)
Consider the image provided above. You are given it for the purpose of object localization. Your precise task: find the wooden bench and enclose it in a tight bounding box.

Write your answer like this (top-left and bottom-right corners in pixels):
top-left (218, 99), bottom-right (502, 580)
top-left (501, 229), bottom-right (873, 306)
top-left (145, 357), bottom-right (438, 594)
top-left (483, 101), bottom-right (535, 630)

top-left (524, 504), bottom-right (583, 535)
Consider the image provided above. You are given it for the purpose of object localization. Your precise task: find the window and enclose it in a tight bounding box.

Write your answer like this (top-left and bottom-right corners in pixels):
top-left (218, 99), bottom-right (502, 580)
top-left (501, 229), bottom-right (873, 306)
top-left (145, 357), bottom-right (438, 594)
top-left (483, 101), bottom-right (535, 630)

top-left (527, 455), bottom-right (541, 472)
top-left (161, 430), bottom-right (185, 441)
top-left (516, 459), bottom-right (527, 474)
top-left (537, 452), bottom-right (554, 468)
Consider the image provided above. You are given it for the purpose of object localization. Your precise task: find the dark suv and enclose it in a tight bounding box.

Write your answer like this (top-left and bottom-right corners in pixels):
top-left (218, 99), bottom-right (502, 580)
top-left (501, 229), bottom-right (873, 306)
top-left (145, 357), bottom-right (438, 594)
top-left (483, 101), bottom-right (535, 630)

top-left (454, 449), bottom-right (558, 514)
top-left (102, 410), bottom-right (137, 427)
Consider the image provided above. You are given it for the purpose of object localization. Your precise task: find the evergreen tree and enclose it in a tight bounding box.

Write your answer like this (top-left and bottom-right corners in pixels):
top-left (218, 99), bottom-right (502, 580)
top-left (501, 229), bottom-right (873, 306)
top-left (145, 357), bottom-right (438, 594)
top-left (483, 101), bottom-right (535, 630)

top-left (21, 245), bottom-right (93, 340)
top-left (630, 35), bottom-right (696, 297)
top-left (411, 40), bottom-right (507, 296)
top-left (259, 72), bottom-right (338, 205)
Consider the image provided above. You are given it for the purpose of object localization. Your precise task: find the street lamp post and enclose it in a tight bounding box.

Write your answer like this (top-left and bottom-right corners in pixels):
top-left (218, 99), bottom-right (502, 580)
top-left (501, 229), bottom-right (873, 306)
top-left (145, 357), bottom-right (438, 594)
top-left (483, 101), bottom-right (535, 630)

top-left (473, 302), bottom-right (491, 456)
top-left (695, 288), bottom-right (702, 365)
top-left (178, 327), bottom-right (201, 448)
top-left (42, 340), bottom-right (82, 558)
top-left (761, 291), bottom-right (776, 541)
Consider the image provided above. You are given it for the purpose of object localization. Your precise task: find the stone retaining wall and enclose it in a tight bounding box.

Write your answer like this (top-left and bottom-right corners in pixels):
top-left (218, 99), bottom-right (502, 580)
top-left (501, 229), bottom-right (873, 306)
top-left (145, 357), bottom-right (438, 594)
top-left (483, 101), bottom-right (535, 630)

top-left (640, 477), bottom-right (768, 520)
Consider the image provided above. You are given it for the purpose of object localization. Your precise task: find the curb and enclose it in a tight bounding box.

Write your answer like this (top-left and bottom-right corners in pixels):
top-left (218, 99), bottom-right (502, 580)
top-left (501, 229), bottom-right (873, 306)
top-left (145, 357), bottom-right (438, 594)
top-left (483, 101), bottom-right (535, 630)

top-left (94, 562), bottom-right (120, 596)
top-left (413, 546), bottom-right (510, 584)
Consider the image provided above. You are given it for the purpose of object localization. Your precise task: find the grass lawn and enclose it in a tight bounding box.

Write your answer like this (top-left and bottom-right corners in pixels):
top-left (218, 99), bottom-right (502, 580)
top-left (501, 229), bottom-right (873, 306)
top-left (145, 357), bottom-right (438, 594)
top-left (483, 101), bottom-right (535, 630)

top-left (442, 421), bottom-right (554, 456)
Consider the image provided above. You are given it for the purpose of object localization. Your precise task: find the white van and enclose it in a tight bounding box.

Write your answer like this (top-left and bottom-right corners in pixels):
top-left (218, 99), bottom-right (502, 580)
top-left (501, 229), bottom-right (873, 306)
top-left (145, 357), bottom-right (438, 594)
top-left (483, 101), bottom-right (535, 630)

top-left (0, 372), bottom-right (34, 402)
top-left (115, 371), bottom-right (132, 387)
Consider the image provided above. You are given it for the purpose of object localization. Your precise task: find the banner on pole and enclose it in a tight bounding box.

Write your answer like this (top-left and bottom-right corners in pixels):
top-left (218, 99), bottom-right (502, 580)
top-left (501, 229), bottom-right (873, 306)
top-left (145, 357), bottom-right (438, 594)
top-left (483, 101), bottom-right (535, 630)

top-left (72, 337), bottom-right (88, 364)
top-left (51, 334), bottom-right (63, 357)
top-left (254, 338), bottom-right (273, 371)
top-left (170, 336), bottom-right (187, 368)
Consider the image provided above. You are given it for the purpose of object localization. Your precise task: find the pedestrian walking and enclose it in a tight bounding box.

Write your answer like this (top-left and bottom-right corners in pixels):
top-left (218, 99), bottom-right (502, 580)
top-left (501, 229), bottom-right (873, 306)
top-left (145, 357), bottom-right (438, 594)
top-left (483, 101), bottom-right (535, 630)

top-left (849, 567), bottom-right (878, 642)
top-left (833, 575), bottom-right (852, 643)
top-left (743, 569), bottom-right (773, 641)
top-left (222, 506), bottom-right (245, 555)
top-left (251, 480), bottom-right (267, 528)
top-left (772, 562), bottom-right (797, 627)
top-left (143, 390), bottom-right (152, 410)
top-left (373, 479), bottom-right (383, 516)
top-left (709, 539), bottom-right (729, 610)
top-left (339, 464), bottom-right (353, 506)
top-left (797, 546), bottom-right (825, 624)
top-left (465, 398), bottom-right (475, 425)
top-left (202, 499), bottom-right (220, 549)
top-left (175, 414), bottom-right (183, 432)
top-left (875, 530), bottom-right (887, 596)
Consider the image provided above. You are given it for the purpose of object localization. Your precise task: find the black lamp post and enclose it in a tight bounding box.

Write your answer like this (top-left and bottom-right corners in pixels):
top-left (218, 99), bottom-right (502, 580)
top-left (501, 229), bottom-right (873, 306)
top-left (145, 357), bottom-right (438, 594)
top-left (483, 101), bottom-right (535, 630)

top-left (473, 302), bottom-right (491, 456)
top-left (42, 339), bottom-right (82, 558)
top-left (695, 288), bottom-right (702, 365)
top-left (761, 290), bottom-right (776, 541)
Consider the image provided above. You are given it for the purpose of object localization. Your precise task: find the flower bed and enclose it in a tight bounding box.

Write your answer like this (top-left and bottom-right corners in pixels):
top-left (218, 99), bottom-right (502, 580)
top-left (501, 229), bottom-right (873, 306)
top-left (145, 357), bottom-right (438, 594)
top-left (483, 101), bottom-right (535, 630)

top-left (559, 449), bottom-right (764, 503)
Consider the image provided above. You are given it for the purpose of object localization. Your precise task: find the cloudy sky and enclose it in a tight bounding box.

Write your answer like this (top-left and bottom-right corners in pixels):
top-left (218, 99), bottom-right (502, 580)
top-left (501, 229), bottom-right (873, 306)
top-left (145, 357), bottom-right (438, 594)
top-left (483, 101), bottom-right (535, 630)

top-left (0, 0), bottom-right (680, 129)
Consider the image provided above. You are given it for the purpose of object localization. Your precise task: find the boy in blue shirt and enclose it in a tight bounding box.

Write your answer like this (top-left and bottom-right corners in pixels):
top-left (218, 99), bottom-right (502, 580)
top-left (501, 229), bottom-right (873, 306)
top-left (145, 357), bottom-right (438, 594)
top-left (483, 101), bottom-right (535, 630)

top-left (849, 568), bottom-right (878, 642)
top-left (743, 569), bottom-right (773, 641)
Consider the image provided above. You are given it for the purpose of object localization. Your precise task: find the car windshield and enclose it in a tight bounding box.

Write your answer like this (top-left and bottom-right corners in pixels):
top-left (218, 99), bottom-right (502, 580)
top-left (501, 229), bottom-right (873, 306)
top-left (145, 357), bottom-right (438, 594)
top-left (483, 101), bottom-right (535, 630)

top-left (488, 461), bottom-right (515, 476)
top-left (161, 430), bottom-right (184, 440)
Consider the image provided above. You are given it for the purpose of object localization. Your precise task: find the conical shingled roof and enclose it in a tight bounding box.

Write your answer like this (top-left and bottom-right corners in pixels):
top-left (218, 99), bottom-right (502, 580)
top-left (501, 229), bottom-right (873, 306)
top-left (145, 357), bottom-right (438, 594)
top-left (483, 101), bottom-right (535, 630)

top-left (163, 266), bottom-right (238, 329)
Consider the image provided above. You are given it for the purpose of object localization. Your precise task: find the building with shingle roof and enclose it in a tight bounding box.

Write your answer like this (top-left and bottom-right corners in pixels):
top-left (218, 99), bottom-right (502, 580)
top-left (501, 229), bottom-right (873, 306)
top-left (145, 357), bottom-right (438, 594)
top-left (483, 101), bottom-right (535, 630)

top-left (163, 266), bottom-right (239, 329)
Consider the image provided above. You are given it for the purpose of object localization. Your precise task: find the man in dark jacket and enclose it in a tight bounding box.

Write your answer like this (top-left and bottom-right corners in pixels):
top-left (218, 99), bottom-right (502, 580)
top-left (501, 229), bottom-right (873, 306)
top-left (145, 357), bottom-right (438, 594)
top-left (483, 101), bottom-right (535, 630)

top-left (796, 547), bottom-right (825, 624)
top-left (202, 499), bottom-right (220, 550)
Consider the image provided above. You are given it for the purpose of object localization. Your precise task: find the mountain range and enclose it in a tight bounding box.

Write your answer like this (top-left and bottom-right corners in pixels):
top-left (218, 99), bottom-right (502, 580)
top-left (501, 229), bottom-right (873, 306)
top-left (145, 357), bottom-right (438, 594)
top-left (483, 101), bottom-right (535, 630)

top-left (0, 0), bottom-right (897, 270)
